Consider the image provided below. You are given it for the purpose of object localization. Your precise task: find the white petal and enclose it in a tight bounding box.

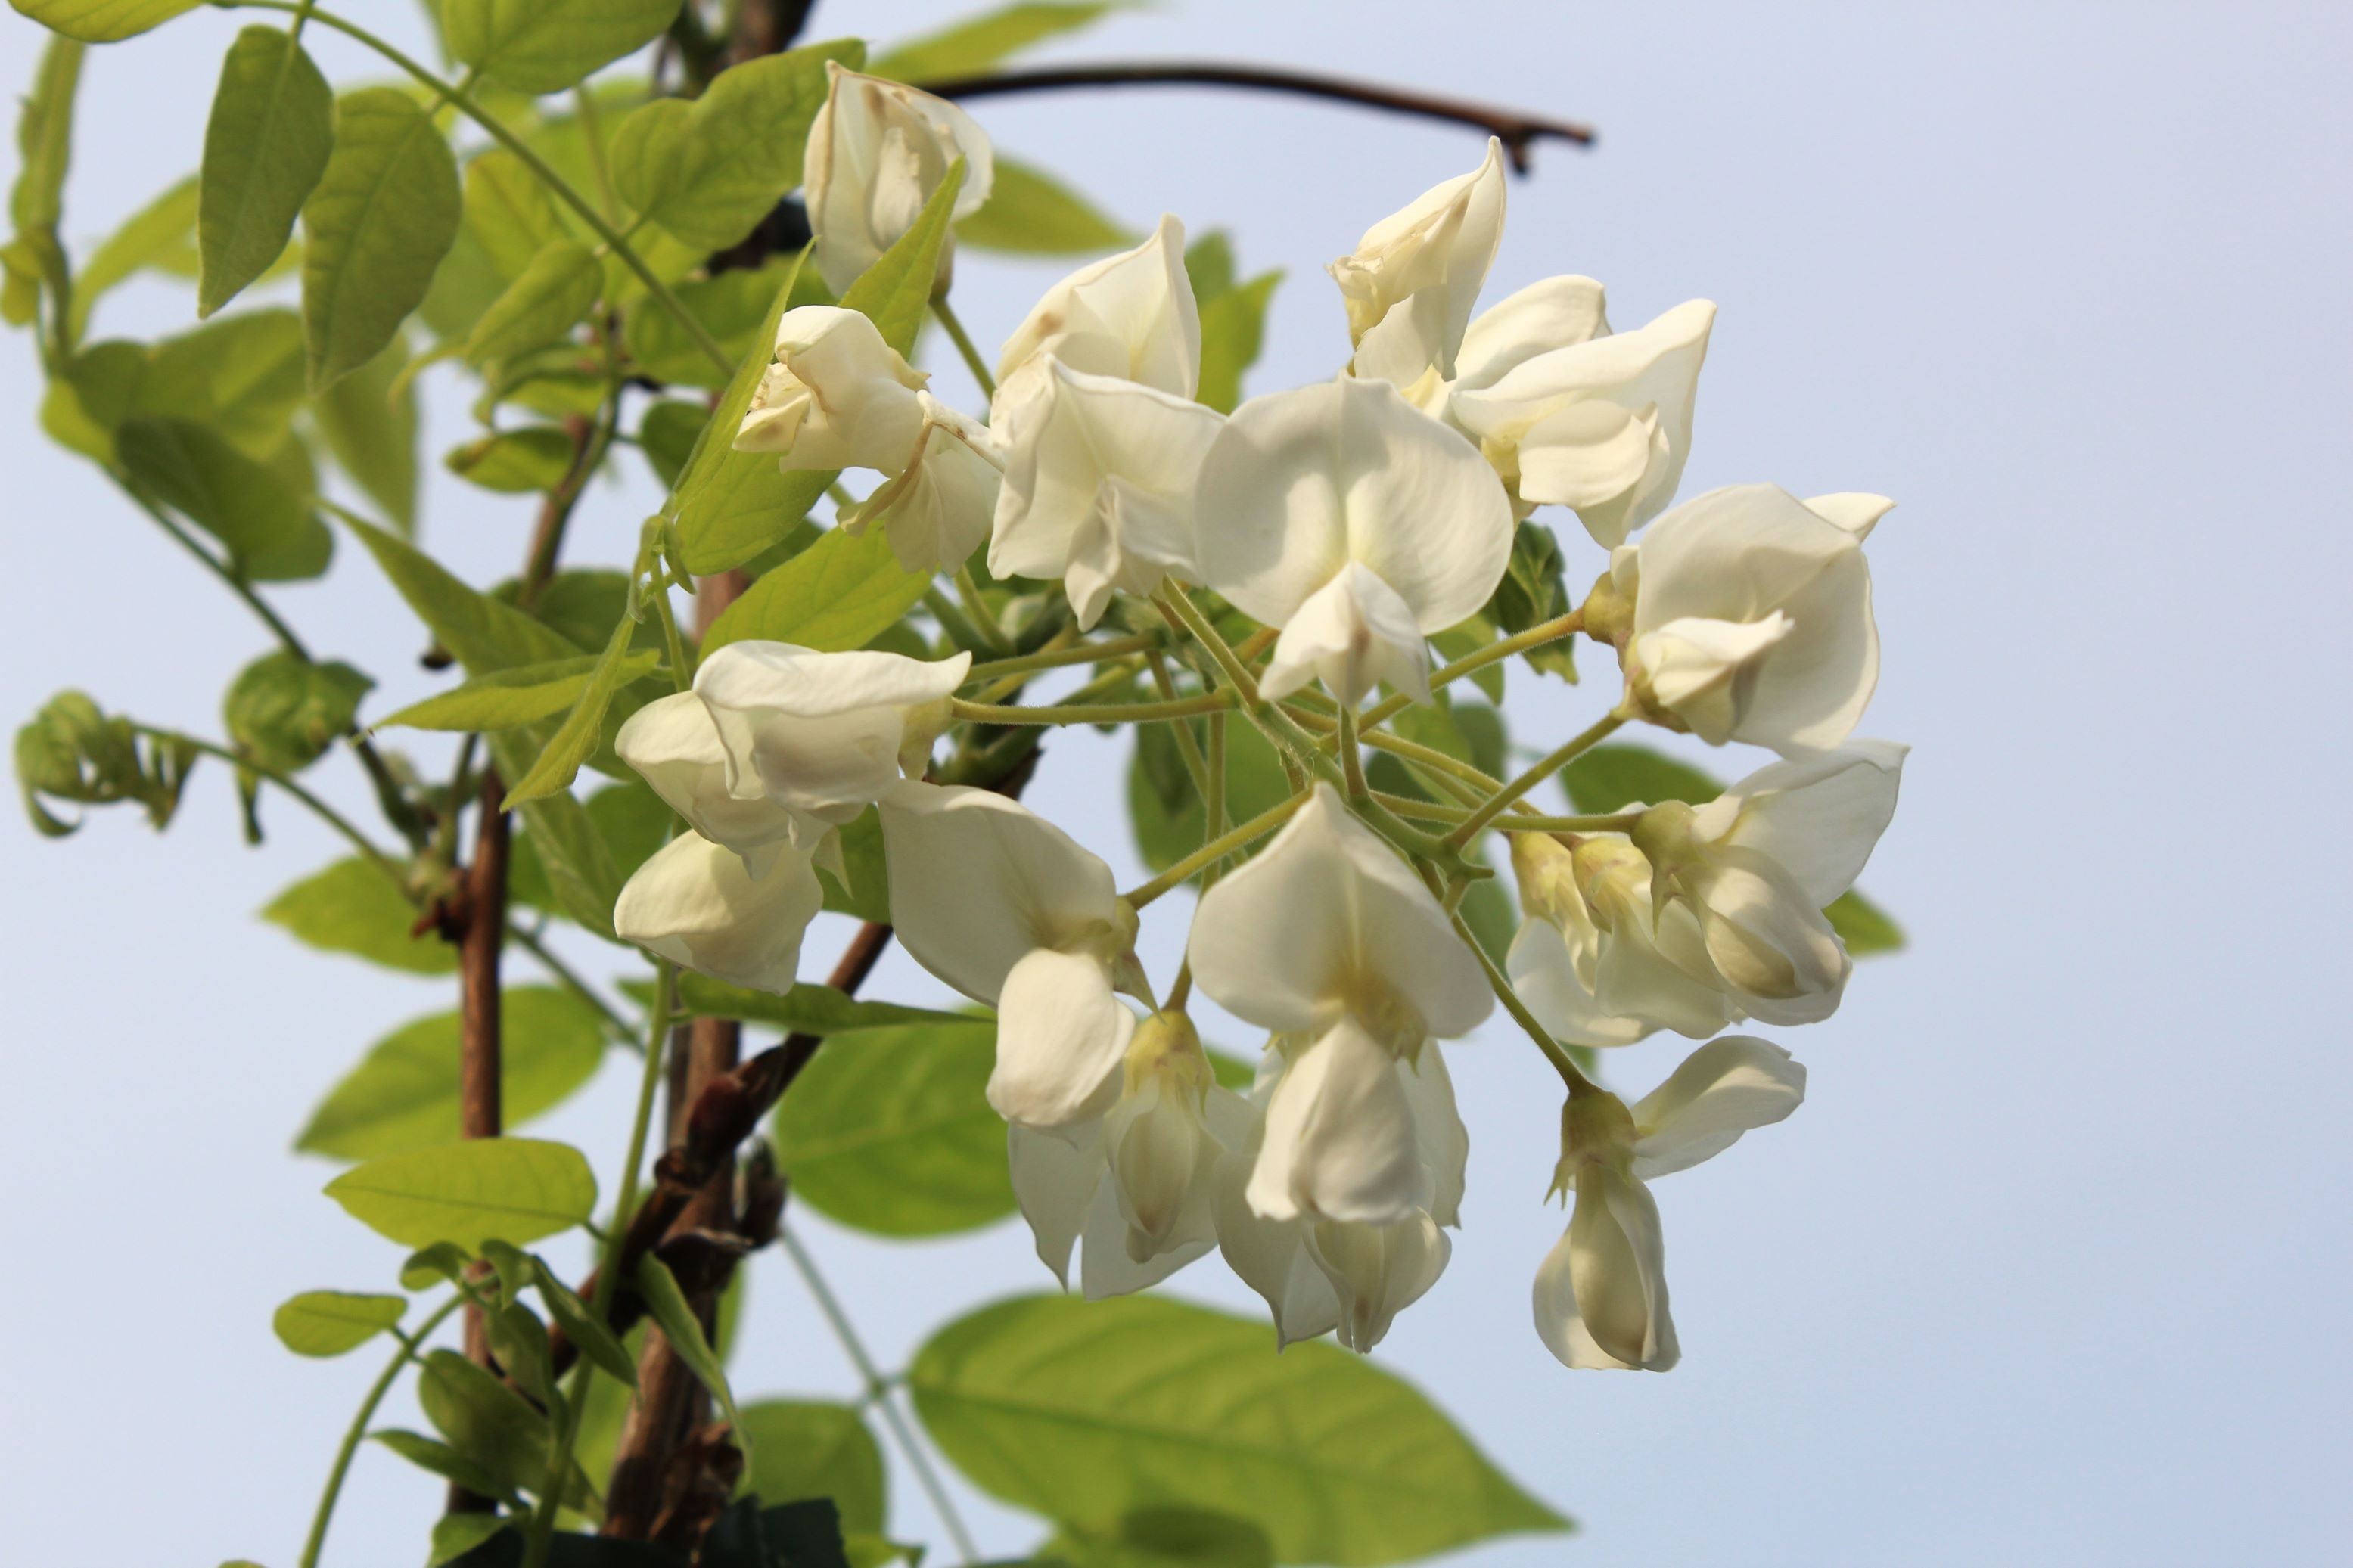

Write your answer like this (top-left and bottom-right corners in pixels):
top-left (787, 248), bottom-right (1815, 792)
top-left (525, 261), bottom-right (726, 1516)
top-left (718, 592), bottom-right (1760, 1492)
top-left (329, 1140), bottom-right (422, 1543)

top-left (1692, 741), bottom-right (1908, 905)
top-left (1102, 1075), bottom-right (1207, 1252)
top-left (987, 946), bottom-right (1133, 1129)
top-left (1631, 1036), bottom-right (1806, 1180)
top-left (1078, 1175), bottom-right (1211, 1299)
top-left (1330, 138), bottom-right (1506, 382)
top-left (1506, 917), bottom-right (1655, 1049)
top-left (612, 835), bottom-right (822, 995)
top-left (806, 64), bottom-right (993, 295)
top-left (614, 692), bottom-right (797, 854)
top-left (1804, 491), bottom-right (1896, 540)
top-left (1008, 1121), bottom-right (1103, 1287)
top-left (1398, 1044), bottom-right (1469, 1228)
top-left (1684, 850), bottom-right (1852, 1024)
top-left (1455, 274), bottom-right (1611, 392)
top-left (1194, 377), bottom-right (1512, 636)
top-left (1514, 399), bottom-right (1661, 510)
top-left (694, 641), bottom-right (970, 815)
top-left (996, 213), bottom-right (1202, 399)
top-left (1633, 613), bottom-right (1795, 746)
top-left (878, 781), bottom-right (1121, 1003)
top-left (1248, 1017), bottom-right (1429, 1225)
top-left (1211, 1107), bottom-right (1341, 1348)
top-left (1565, 1165), bottom-right (1678, 1370)
top-left (735, 305), bottom-right (929, 471)
top-left (838, 394), bottom-right (1003, 576)
top-left (1307, 1212), bottom-right (1451, 1353)
top-left (1258, 560), bottom-right (1431, 708)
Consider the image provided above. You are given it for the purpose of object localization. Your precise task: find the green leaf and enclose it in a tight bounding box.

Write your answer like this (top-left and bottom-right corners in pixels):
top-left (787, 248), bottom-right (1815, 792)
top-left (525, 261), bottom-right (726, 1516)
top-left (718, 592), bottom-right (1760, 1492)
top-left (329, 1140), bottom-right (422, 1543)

top-left (197, 26), bottom-right (334, 318)
top-left (443, 0), bottom-right (684, 95)
top-left (673, 975), bottom-right (966, 1033)
top-left (509, 779), bottom-right (666, 920)
top-left (297, 987), bottom-right (608, 1162)
top-left (958, 155), bottom-right (1133, 254)
top-left (838, 160), bottom-right (965, 356)
top-left (490, 731), bottom-right (622, 939)
top-left (341, 512), bottom-right (583, 675)
top-left (301, 88), bottom-right (459, 391)
top-left (1124, 718), bottom-right (1292, 874)
top-left (1044, 1508), bottom-right (1275, 1568)
top-left (224, 650), bottom-right (370, 773)
top-left (378, 654), bottom-right (651, 733)
top-left (272, 1289), bottom-right (406, 1358)
top-left (502, 585), bottom-right (649, 808)
top-left (70, 173), bottom-right (197, 337)
top-left (911, 1294), bottom-right (1568, 1566)
top-left (819, 806), bottom-right (891, 922)
top-left (372, 1427), bottom-right (521, 1507)
top-left (637, 399), bottom-right (705, 489)
top-left (263, 855), bottom-right (453, 975)
top-left (1825, 889), bottom-right (1904, 955)
top-left (869, 2), bottom-right (1118, 82)
top-left (10, 33), bottom-right (79, 240)
top-left (1557, 742), bottom-right (1721, 815)
top-left (1194, 269), bottom-right (1281, 415)
top-left (313, 333), bottom-right (421, 534)
top-left (703, 523), bottom-right (931, 656)
top-left (429, 1514), bottom-right (511, 1568)
top-left (1490, 520), bottom-right (1577, 682)
top-left (530, 1259), bottom-right (637, 1389)
top-left (446, 425), bottom-right (577, 493)
top-left (773, 1019), bottom-right (1012, 1237)
top-left (138, 307), bottom-right (309, 456)
top-left (116, 415), bottom-right (319, 578)
top-left (460, 147), bottom-right (564, 282)
top-left (7, 0), bottom-right (195, 42)
top-left (610, 39), bottom-right (860, 251)
top-left (484, 1299), bottom-right (558, 1408)
top-left (669, 251), bottom-right (825, 575)
top-left (740, 1401), bottom-right (887, 1537)
top-left (325, 1137), bottom-right (598, 1250)
top-left (415, 1348), bottom-right (560, 1499)
top-left (634, 1253), bottom-right (741, 1432)
top-left (624, 257), bottom-right (797, 389)
top-left (465, 238), bottom-right (601, 366)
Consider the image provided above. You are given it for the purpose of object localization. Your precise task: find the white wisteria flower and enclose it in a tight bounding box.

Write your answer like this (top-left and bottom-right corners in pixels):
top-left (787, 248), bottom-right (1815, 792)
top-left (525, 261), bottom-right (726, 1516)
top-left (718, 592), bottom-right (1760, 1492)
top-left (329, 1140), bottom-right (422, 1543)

top-left (1330, 138), bottom-right (1506, 388)
top-left (1451, 297), bottom-right (1715, 547)
top-left (878, 781), bottom-right (1145, 1129)
top-left (1607, 483), bottom-right (1887, 753)
top-left (733, 306), bottom-right (929, 472)
top-left (993, 213), bottom-right (1201, 424)
top-left (1213, 1038), bottom-right (1464, 1352)
top-left (804, 62), bottom-right (993, 295)
top-left (613, 833), bottom-right (822, 995)
top-left (1008, 1011), bottom-right (1254, 1299)
top-left (1536, 1038), bottom-right (1804, 1371)
top-left (836, 392), bottom-right (1003, 575)
top-left (1187, 784), bottom-right (1490, 1227)
top-left (1193, 377), bottom-right (1513, 706)
top-left (989, 357), bottom-right (1225, 629)
top-left (615, 691), bottom-right (804, 857)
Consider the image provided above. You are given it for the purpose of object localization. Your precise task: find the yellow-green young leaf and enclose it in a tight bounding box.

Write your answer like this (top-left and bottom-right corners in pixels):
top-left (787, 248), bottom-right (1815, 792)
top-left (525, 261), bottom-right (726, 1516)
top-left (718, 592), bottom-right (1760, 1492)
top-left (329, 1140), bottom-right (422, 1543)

top-left (223, 650), bottom-right (371, 773)
top-left (401, 1240), bottom-right (469, 1290)
top-left (415, 1349), bottom-right (560, 1498)
top-left (869, 2), bottom-right (1118, 82)
top-left (263, 855), bottom-right (455, 975)
top-left (702, 523), bottom-right (931, 656)
top-left (460, 147), bottom-right (564, 282)
top-left (428, 1514), bottom-right (510, 1568)
top-left (610, 39), bottom-right (862, 251)
top-left (272, 1289), bottom-right (405, 1358)
top-left (8, 0), bottom-right (195, 42)
top-left (508, 779), bottom-right (665, 921)
top-left (9, 35), bottom-right (79, 238)
top-left (911, 1294), bottom-right (1569, 1566)
top-left (341, 513), bottom-right (584, 674)
top-left (838, 160), bottom-right (965, 356)
top-left (443, 0), bottom-right (683, 95)
top-left (1195, 269), bottom-right (1282, 415)
top-left (302, 89), bottom-right (459, 391)
top-left (638, 399), bottom-right (706, 488)
top-left (821, 806), bottom-right (890, 922)
top-left (491, 730), bottom-right (621, 939)
top-left (197, 27), bottom-right (334, 319)
top-left (740, 1401), bottom-right (886, 1535)
top-left (502, 594), bottom-right (646, 807)
top-left (670, 249), bottom-right (824, 573)
top-left (325, 1137), bottom-right (598, 1250)
top-left (530, 1259), bottom-right (637, 1389)
top-left (1826, 889), bottom-right (1904, 955)
top-left (296, 987), bottom-right (609, 1161)
top-left (446, 426), bottom-right (577, 493)
top-left (1043, 1509), bottom-right (1274, 1568)
top-left (136, 307), bottom-right (308, 457)
top-left (673, 975), bottom-right (964, 1033)
top-left (312, 333), bottom-right (420, 534)
top-left (465, 239), bottom-right (601, 366)
top-left (773, 1020), bottom-right (1012, 1237)
top-left (70, 174), bottom-right (197, 335)
top-left (634, 1253), bottom-right (741, 1431)
top-left (957, 154), bottom-right (1133, 255)
top-left (116, 416), bottom-right (316, 576)
top-left (371, 1427), bottom-right (521, 1507)
top-left (379, 654), bottom-right (653, 733)
top-left (624, 258), bottom-right (797, 390)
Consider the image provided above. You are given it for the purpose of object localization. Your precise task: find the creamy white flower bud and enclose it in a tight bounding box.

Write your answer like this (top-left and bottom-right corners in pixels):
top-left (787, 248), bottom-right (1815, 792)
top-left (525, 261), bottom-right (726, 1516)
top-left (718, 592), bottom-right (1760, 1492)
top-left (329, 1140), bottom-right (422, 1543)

top-left (989, 358), bottom-right (1224, 629)
top-left (733, 306), bottom-right (931, 472)
top-left (995, 213), bottom-right (1201, 416)
top-left (1331, 138), bottom-right (1506, 387)
top-left (804, 62), bottom-right (993, 295)
top-left (1618, 483), bottom-right (1885, 753)
top-left (612, 834), bottom-right (822, 995)
top-left (838, 392), bottom-right (1002, 575)
top-left (1194, 377), bottom-right (1513, 706)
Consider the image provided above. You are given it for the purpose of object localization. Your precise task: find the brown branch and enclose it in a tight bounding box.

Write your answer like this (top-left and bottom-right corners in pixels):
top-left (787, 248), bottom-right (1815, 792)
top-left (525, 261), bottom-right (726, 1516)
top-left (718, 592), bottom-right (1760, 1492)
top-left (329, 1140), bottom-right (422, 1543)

top-left (448, 768), bottom-right (510, 1515)
top-left (916, 61), bottom-right (1596, 171)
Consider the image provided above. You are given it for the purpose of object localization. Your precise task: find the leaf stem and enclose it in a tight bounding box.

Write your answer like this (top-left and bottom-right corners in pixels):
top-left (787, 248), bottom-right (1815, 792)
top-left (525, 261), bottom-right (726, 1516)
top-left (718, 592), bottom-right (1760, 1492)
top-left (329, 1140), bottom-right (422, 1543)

top-left (1445, 710), bottom-right (1626, 846)
top-left (1358, 610), bottom-right (1582, 731)
top-left (929, 296), bottom-right (996, 399)
top-left (953, 564), bottom-right (1014, 652)
top-left (1447, 905), bottom-right (1599, 1096)
top-left (963, 632), bottom-right (1160, 684)
top-left (297, 1293), bottom-right (465, 1568)
top-left (949, 690), bottom-right (1235, 727)
top-left (1124, 788), bottom-right (1308, 908)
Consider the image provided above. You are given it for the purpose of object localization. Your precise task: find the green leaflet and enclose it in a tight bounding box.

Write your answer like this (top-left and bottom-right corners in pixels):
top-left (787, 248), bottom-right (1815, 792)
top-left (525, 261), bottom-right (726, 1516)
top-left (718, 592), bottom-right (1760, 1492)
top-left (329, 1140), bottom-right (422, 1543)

top-left (738, 1401), bottom-right (887, 1537)
top-left (1194, 269), bottom-right (1282, 415)
top-left (701, 523), bottom-right (934, 656)
top-left (772, 1019), bottom-right (1013, 1237)
top-left (1126, 717), bottom-right (1292, 874)
top-left (958, 155), bottom-right (1133, 254)
top-left (837, 160), bottom-right (966, 355)
top-left (609, 39), bottom-right (861, 251)
top-left (492, 729), bottom-right (623, 939)
top-left (325, 1137), bottom-right (598, 1250)
top-left (415, 1349), bottom-right (564, 1501)
top-left (427, 1514), bottom-right (510, 1567)
top-left (301, 88), bottom-right (459, 391)
top-left (673, 974), bottom-right (968, 1033)
top-left (137, 307), bottom-right (309, 457)
top-left (7, 0), bottom-right (197, 42)
top-left (910, 1294), bottom-right (1569, 1566)
top-left (197, 26), bottom-right (334, 318)
top-left (446, 425), bottom-right (576, 492)
top-left (371, 1427), bottom-right (521, 1509)
top-left (464, 239), bottom-right (602, 367)
top-left (263, 855), bottom-right (454, 976)
top-left (1042, 1509), bottom-right (1274, 1568)
top-left (868, 2), bottom-right (1118, 82)
top-left (295, 986), bottom-right (608, 1161)
top-left (376, 654), bottom-right (653, 733)
top-left (116, 415), bottom-right (325, 581)
top-left (441, 0), bottom-right (682, 95)
top-left (509, 779), bottom-right (666, 922)
top-left (271, 1289), bottom-right (405, 1358)
top-left (624, 259), bottom-right (799, 389)
top-left (312, 333), bottom-right (420, 533)
top-left (340, 512), bottom-right (583, 675)
top-left (500, 582), bottom-right (646, 807)
top-left (70, 174), bottom-right (198, 337)
top-left (667, 249), bottom-right (824, 573)
top-left (1826, 889), bottom-right (1904, 955)
top-left (222, 650), bottom-right (371, 774)
top-left (459, 147), bottom-right (564, 283)
top-left (634, 1253), bottom-right (743, 1433)
top-left (10, 33), bottom-right (79, 238)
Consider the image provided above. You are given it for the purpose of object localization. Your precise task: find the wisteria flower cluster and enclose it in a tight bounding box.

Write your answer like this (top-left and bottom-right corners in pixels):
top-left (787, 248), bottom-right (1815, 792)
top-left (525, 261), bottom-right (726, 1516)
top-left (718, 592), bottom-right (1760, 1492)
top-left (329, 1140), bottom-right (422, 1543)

top-left (615, 65), bottom-right (1904, 1371)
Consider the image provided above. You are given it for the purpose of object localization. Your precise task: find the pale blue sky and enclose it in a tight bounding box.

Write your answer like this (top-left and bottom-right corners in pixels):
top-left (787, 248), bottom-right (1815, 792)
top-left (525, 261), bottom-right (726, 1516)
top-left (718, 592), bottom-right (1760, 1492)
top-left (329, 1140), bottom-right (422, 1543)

top-left (2, 3), bottom-right (2348, 1564)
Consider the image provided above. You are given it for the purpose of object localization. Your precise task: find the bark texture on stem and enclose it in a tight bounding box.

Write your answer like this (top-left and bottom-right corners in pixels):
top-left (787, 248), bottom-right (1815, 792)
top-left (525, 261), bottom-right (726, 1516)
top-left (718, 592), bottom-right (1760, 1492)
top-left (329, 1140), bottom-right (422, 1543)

top-left (449, 768), bottom-right (510, 1514)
